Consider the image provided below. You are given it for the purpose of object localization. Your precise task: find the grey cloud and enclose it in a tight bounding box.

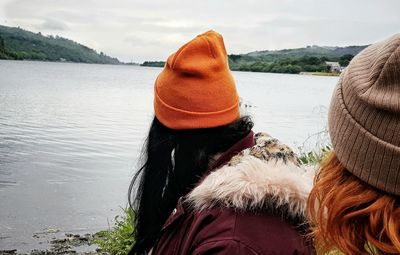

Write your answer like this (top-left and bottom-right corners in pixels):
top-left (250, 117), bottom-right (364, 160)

top-left (38, 19), bottom-right (68, 31)
top-left (1, 0), bottom-right (399, 62)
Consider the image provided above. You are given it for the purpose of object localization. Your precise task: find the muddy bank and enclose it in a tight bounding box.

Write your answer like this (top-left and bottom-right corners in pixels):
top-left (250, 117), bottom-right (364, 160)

top-left (0, 233), bottom-right (107, 255)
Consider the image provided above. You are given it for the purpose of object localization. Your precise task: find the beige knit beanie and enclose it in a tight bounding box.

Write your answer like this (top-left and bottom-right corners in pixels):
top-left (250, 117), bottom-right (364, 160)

top-left (329, 34), bottom-right (400, 196)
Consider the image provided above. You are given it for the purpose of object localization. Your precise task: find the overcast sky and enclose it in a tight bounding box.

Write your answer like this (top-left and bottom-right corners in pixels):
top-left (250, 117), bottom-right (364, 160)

top-left (0, 0), bottom-right (399, 62)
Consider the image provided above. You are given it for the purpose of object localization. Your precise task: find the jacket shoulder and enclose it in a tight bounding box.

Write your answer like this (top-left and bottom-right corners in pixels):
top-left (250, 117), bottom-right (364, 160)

top-left (191, 208), bottom-right (314, 255)
top-left (193, 237), bottom-right (260, 255)
top-left (233, 210), bottom-right (314, 254)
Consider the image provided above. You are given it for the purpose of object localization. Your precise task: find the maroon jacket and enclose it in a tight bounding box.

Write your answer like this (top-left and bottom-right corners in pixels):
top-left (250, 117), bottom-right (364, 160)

top-left (152, 132), bottom-right (315, 255)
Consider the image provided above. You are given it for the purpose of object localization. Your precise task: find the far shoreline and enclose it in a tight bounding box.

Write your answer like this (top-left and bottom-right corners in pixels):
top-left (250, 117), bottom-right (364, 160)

top-left (0, 59), bottom-right (341, 77)
top-left (299, 71), bottom-right (340, 77)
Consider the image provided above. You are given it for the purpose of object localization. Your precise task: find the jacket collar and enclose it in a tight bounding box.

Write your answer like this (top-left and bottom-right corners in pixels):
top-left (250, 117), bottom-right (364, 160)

top-left (208, 131), bottom-right (255, 171)
top-left (185, 132), bottom-right (316, 221)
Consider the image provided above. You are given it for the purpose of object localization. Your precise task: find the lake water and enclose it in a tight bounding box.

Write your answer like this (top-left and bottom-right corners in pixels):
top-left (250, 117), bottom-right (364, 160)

top-left (0, 60), bottom-right (338, 251)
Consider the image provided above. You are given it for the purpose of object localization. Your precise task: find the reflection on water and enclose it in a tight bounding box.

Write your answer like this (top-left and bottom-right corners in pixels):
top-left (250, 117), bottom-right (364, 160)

top-left (0, 60), bottom-right (337, 251)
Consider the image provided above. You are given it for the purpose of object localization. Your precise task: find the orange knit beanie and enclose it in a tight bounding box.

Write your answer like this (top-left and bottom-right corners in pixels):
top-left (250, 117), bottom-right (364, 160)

top-left (154, 30), bottom-right (240, 130)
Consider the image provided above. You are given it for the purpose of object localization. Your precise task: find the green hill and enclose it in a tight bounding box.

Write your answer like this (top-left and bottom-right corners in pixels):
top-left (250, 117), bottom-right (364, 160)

top-left (0, 25), bottom-right (120, 64)
top-left (228, 45), bottom-right (367, 74)
top-left (244, 45), bottom-right (365, 59)
top-left (142, 44), bottom-right (367, 74)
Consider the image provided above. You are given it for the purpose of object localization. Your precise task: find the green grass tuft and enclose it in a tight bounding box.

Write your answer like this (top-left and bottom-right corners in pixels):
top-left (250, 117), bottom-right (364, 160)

top-left (94, 207), bottom-right (135, 255)
top-left (299, 145), bottom-right (331, 165)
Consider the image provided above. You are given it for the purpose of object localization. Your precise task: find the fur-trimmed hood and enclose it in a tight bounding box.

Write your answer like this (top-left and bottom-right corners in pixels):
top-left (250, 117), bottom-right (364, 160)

top-left (186, 132), bottom-right (316, 221)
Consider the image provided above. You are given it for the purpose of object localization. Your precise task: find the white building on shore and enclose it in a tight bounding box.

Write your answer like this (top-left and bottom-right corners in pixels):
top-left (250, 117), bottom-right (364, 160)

top-left (325, 61), bottom-right (342, 73)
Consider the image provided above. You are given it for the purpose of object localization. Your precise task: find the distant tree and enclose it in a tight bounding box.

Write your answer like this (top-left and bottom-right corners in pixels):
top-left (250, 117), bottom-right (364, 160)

top-left (141, 61), bottom-right (165, 67)
top-left (0, 36), bottom-right (5, 52)
top-left (326, 64), bottom-right (331, 73)
top-left (300, 56), bottom-right (322, 65)
top-left (286, 65), bottom-right (302, 74)
top-left (228, 54), bottom-right (242, 62)
top-left (339, 54), bottom-right (354, 66)
top-left (320, 56), bottom-right (329, 62)
top-left (238, 63), bottom-right (251, 71)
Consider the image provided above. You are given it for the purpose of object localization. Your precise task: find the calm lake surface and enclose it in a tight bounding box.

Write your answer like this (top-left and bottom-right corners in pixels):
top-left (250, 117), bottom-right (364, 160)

top-left (0, 60), bottom-right (338, 251)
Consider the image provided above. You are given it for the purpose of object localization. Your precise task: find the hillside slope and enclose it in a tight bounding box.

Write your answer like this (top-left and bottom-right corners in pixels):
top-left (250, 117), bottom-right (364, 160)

top-left (0, 25), bottom-right (120, 64)
top-left (245, 45), bottom-right (366, 59)
top-left (228, 45), bottom-right (367, 73)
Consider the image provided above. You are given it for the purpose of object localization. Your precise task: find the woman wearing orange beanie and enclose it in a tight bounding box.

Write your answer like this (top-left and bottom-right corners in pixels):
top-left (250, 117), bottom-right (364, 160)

top-left (307, 34), bottom-right (400, 254)
top-left (129, 31), bottom-right (315, 255)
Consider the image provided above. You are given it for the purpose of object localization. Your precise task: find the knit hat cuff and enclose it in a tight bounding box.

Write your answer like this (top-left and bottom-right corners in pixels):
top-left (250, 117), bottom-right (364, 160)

top-left (329, 79), bottom-right (400, 195)
top-left (154, 86), bottom-right (240, 130)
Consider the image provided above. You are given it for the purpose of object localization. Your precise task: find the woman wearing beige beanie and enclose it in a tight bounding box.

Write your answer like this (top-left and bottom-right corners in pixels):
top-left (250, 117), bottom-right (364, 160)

top-left (307, 34), bottom-right (400, 254)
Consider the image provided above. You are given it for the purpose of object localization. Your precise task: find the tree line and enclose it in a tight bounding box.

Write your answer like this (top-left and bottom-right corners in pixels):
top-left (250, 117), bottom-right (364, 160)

top-left (229, 54), bottom-right (354, 74)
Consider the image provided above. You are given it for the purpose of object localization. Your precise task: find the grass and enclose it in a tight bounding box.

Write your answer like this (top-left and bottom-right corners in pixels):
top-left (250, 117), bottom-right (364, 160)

top-left (299, 144), bottom-right (331, 164)
top-left (94, 207), bottom-right (135, 255)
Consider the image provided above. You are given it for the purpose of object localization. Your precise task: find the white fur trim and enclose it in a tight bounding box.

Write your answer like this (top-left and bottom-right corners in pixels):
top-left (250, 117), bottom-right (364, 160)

top-left (186, 155), bottom-right (315, 218)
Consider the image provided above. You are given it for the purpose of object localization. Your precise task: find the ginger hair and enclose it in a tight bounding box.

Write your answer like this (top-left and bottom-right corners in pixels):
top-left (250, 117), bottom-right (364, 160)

top-left (307, 152), bottom-right (400, 254)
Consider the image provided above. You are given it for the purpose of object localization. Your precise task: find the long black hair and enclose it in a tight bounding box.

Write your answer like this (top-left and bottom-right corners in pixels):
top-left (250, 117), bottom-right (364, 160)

top-left (128, 116), bottom-right (253, 254)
